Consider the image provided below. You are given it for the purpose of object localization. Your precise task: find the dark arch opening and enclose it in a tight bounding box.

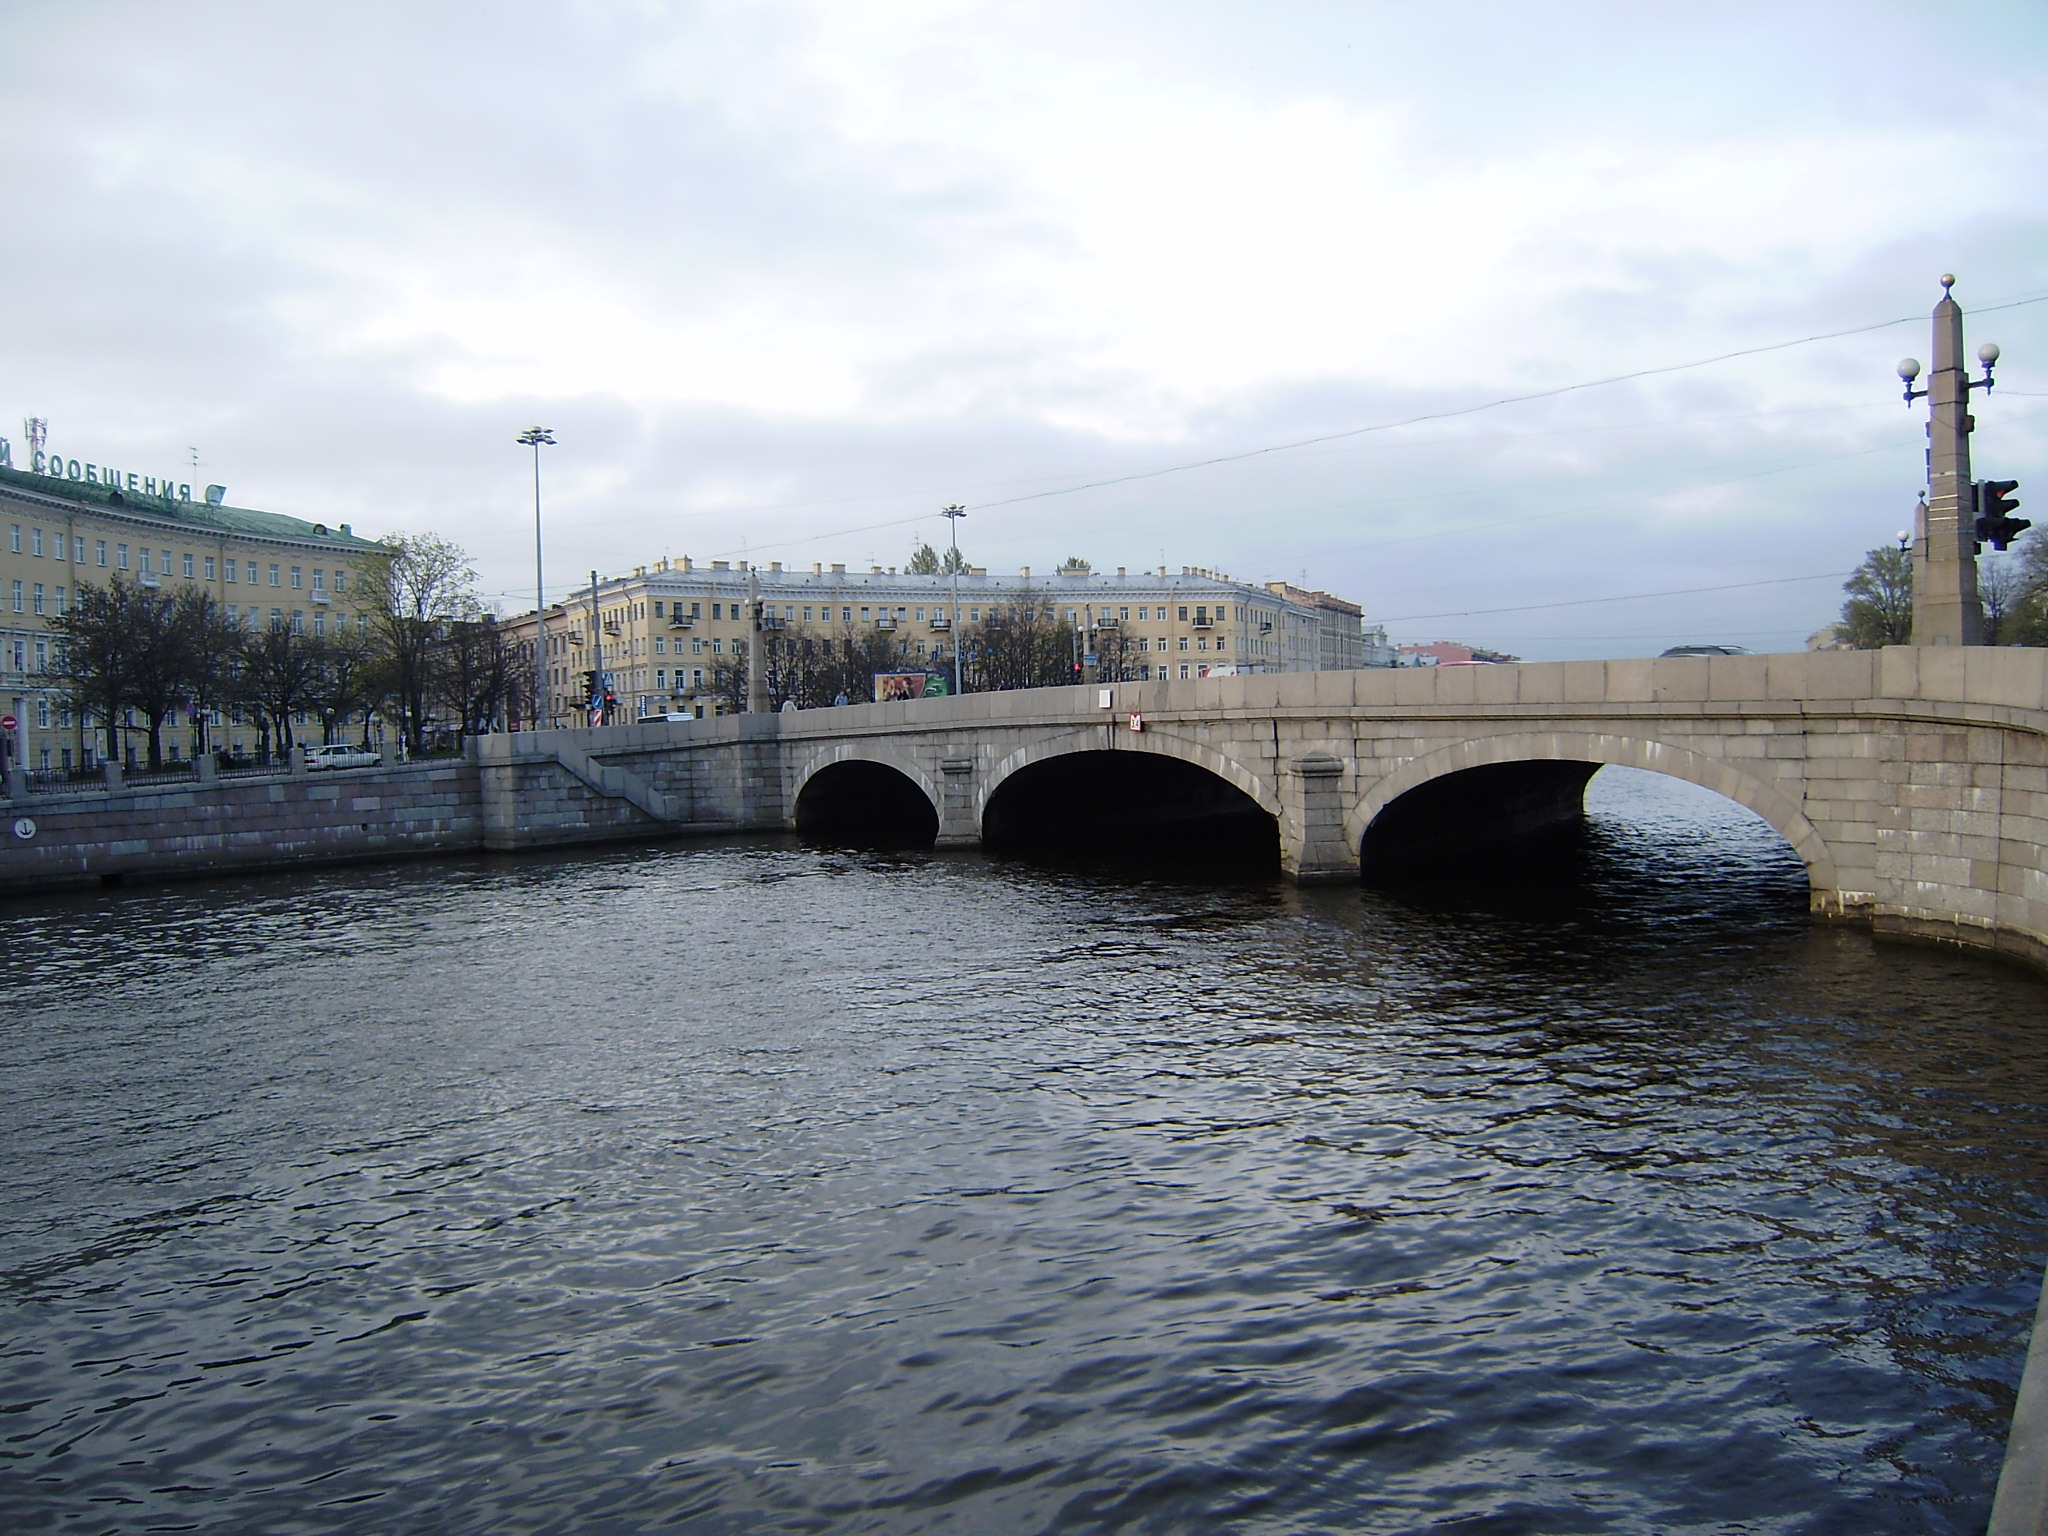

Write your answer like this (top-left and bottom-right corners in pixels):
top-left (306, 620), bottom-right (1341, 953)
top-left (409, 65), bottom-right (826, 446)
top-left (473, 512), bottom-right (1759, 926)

top-left (982, 750), bottom-right (1278, 875)
top-left (1360, 762), bottom-right (1810, 924)
top-left (794, 761), bottom-right (939, 847)
top-left (1361, 760), bottom-right (1602, 875)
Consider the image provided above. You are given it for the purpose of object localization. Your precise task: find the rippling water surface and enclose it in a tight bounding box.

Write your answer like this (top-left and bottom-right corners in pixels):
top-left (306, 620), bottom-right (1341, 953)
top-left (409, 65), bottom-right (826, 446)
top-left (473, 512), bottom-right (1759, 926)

top-left (4, 768), bottom-right (2048, 1534)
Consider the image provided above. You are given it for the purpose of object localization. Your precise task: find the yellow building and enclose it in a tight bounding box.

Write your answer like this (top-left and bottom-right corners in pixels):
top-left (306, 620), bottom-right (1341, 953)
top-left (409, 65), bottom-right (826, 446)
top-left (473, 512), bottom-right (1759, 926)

top-left (502, 557), bottom-right (1375, 724)
top-left (0, 452), bottom-right (385, 772)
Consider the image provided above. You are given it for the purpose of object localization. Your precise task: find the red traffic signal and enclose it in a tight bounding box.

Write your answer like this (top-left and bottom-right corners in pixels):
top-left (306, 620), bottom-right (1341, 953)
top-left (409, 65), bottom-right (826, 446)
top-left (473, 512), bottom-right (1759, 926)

top-left (1975, 478), bottom-right (2028, 551)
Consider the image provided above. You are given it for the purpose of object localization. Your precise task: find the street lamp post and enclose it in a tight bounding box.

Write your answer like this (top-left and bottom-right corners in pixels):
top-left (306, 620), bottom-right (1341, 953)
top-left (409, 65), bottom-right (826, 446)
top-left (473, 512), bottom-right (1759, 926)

top-left (942, 504), bottom-right (966, 697)
top-left (516, 426), bottom-right (556, 729)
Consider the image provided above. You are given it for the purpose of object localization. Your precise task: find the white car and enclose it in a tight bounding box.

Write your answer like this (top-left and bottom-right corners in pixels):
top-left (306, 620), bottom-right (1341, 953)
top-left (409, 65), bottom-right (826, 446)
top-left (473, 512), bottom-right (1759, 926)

top-left (305, 743), bottom-right (380, 770)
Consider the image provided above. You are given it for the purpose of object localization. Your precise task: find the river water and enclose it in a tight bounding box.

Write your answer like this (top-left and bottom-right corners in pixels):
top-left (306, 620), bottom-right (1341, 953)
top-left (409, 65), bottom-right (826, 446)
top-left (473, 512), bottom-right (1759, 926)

top-left (3, 768), bottom-right (2047, 1535)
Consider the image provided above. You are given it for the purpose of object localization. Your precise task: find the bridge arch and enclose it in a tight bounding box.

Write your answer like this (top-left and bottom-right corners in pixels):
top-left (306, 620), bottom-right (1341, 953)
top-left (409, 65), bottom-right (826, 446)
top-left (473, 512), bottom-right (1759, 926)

top-left (1346, 731), bottom-right (1840, 895)
top-left (790, 744), bottom-right (942, 843)
top-left (978, 728), bottom-right (1279, 825)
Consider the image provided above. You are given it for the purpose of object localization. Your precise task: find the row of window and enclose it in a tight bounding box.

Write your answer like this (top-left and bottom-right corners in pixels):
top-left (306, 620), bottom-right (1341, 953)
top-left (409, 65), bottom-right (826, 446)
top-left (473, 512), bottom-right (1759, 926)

top-left (6, 526), bottom-right (349, 593)
top-left (556, 599), bottom-right (1270, 643)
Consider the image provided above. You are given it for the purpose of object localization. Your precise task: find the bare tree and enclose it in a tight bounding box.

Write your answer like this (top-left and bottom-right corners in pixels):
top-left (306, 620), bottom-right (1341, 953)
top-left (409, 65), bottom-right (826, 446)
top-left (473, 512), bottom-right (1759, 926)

top-left (307, 627), bottom-right (384, 745)
top-left (48, 576), bottom-right (137, 766)
top-left (238, 617), bottom-right (323, 754)
top-left (437, 615), bottom-right (527, 735)
top-left (360, 533), bottom-right (477, 755)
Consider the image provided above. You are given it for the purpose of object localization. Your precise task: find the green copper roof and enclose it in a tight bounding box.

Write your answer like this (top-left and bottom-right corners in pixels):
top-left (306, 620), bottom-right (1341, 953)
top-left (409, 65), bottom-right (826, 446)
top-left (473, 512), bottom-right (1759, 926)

top-left (0, 464), bottom-right (384, 550)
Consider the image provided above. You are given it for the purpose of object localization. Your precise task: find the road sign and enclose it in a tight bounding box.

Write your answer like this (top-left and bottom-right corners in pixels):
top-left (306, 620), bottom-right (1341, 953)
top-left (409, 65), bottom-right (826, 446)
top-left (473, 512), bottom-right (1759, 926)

top-left (12, 818), bottom-right (35, 841)
top-left (0, 716), bottom-right (15, 731)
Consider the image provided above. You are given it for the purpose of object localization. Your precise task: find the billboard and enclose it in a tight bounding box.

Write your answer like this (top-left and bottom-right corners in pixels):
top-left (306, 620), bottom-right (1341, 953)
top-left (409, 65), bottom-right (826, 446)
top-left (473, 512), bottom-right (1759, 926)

top-left (873, 671), bottom-right (951, 702)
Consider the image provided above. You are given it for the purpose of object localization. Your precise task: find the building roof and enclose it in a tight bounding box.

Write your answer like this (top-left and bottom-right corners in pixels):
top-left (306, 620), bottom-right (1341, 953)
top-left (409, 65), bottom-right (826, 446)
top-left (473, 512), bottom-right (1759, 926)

top-left (0, 464), bottom-right (383, 551)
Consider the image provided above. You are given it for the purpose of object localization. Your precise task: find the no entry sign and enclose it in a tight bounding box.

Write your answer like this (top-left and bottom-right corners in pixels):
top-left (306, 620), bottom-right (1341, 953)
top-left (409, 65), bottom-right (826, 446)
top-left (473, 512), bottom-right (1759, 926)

top-left (0, 716), bottom-right (16, 732)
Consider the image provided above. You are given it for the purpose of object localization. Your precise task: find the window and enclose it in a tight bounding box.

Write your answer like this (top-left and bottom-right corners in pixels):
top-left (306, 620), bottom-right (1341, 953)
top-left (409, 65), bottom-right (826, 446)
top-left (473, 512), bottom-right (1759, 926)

top-left (52, 587), bottom-right (64, 615)
top-left (290, 567), bottom-right (302, 589)
top-left (9, 580), bottom-right (19, 612)
top-left (117, 545), bottom-right (129, 570)
top-left (247, 561), bottom-right (258, 583)
top-left (692, 638), bottom-right (703, 653)
top-left (1178, 663), bottom-right (1191, 679)
top-left (313, 612), bottom-right (325, 637)
top-left (656, 669), bottom-right (666, 688)
top-left (1177, 606), bottom-right (1188, 620)
top-left (9, 640), bottom-right (21, 669)
top-left (333, 570), bottom-right (347, 593)
top-left (689, 602), bottom-right (700, 617)
top-left (712, 639), bottom-right (723, 654)
top-left (1197, 637), bottom-right (1208, 651)
top-left (270, 609), bottom-right (282, 629)
top-left (204, 557), bottom-right (217, 580)
top-left (653, 637), bottom-right (665, 653)
top-left (269, 564), bottom-right (282, 586)
top-left (712, 603), bottom-right (722, 619)
top-left (95, 541), bottom-right (107, 567)
top-left (36, 699), bottom-right (49, 729)
top-left (7, 525), bottom-right (17, 553)
top-left (785, 606), bottom-right (795, 620)
top-left (969, 608), bottom-right (980, 621)
top-left (139, 549), bottom-right (153, 574)
top-left (32, 583), bottom-right (44, 615)
top-left (803, 606), bottom-right (813, 623)
top-left (1178, 637), bottom-right (1188, 651)
top-left (35, 639), bottom-right (48, 671)
top-left (31, 528), bottom-right (43, 557)
top-left (1119, 607), bottom-right (1129, 621)
top-left (861, 607), bottom-right (871, 620)
top-left (183, 553), bottom-right (195, 578)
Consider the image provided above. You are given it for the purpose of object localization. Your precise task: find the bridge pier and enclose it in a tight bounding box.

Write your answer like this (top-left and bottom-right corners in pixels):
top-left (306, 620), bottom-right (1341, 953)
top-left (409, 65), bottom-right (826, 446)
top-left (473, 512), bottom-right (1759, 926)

top-left (1283, 753), bottom-right (1357, 885)
top-left (937, 757), bottom-right (978, 847)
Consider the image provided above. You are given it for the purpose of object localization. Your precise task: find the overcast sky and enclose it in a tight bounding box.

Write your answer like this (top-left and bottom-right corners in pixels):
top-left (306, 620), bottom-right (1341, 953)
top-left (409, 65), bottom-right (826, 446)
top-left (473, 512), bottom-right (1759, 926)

top-left (3, 1), bottom-right (2044, 658)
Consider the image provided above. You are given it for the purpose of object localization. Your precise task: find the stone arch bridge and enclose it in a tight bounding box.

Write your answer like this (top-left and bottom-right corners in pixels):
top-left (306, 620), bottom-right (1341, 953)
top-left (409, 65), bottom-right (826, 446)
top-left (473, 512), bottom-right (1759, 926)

top-left (476, 646), bottom-right (2048, 971)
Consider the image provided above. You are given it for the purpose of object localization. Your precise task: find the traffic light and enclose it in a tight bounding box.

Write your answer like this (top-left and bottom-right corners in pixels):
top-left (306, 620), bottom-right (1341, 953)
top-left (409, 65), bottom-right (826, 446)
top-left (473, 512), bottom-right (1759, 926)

top-left (1975, 479), bottom-right (2028, 551)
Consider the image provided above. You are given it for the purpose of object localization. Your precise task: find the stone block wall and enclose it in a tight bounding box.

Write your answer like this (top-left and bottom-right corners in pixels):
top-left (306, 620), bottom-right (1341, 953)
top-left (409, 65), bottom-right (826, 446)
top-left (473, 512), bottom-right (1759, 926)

top-left (0, 759), bottom-right (485, 893)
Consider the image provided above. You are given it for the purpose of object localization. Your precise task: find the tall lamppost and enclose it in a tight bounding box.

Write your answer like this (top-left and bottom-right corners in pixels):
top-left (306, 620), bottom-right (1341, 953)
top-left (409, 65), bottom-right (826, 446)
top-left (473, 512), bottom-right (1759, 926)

top-left (1895, 276), bottom-right (2001, 645)
top-left (942, 503), bottom-right (966, 697)
top-left (517, 426), bottom-right (556, 729)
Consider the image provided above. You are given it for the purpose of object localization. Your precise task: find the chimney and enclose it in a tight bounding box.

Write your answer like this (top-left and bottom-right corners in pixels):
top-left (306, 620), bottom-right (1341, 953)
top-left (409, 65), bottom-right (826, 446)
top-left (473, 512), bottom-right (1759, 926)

top-left (1116, 566), bottom-right (1126, 577)
top-left (338, 523), bottom-right (352, 537)
top-left (831, 563), bottom-right (846, 575)
top-left (1157, 565), bottom-right (1167, 577)
top-left (681, 556), bottom-right (692, 571)
top-left (634, 565), bottom-right (646, 577)
top-left (712, 560), bottom-right (729, 570)
top-left (812, 562), bottom-right (823, 575)
top-left (1019, 566), bottom-right (1030, 578)
top-left (970, 566), bottom-right (986, 577)
top-left (871, 565), bottom-right (884, 574)
top-left (770, 561), bottom-right (782, 572)
top-left (736, 560), bottom-right (749, 571)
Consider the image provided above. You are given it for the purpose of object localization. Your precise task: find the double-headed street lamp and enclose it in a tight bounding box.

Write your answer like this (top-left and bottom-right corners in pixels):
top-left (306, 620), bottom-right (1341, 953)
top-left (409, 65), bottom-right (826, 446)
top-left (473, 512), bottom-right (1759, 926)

top-left (517, 426), bottom-right (556, 729)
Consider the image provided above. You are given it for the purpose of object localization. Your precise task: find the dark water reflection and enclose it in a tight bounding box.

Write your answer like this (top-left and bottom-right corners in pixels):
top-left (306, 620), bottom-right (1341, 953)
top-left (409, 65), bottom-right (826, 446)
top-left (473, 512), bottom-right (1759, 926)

top-left (2, 767), bottom-right (2046, 1534)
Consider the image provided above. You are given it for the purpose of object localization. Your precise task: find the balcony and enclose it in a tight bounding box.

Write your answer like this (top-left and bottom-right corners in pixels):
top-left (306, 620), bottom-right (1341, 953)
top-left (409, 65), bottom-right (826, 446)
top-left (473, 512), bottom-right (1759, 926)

top-left (603, 620), bottom-right (622, 635)
top-left (311, 591), bottom-right (330, 605)
top-left (875, 618), bottom-right (897, 632)
top-left (1191, 615), bottom-right (1214, 629)
top-left (137, 572), bottom-right (161, 589)
top-left (668, 616), bottom-right (693, 630)
top-left (928, 617), bottom-right (950, 631)
top-left (1093, 617), bottom-right (1118, 631)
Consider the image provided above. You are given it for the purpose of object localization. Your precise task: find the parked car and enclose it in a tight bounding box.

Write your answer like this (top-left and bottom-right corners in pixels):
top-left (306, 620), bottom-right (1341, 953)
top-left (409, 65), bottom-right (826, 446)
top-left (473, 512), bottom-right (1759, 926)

top-left (305, 743), bottom-right (381, 770)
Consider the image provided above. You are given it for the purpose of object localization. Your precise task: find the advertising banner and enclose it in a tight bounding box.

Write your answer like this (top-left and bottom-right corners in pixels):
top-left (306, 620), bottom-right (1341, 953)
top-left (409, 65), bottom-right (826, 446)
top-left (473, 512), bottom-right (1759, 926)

top-left (873, 671), bottom-right (951, 702)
